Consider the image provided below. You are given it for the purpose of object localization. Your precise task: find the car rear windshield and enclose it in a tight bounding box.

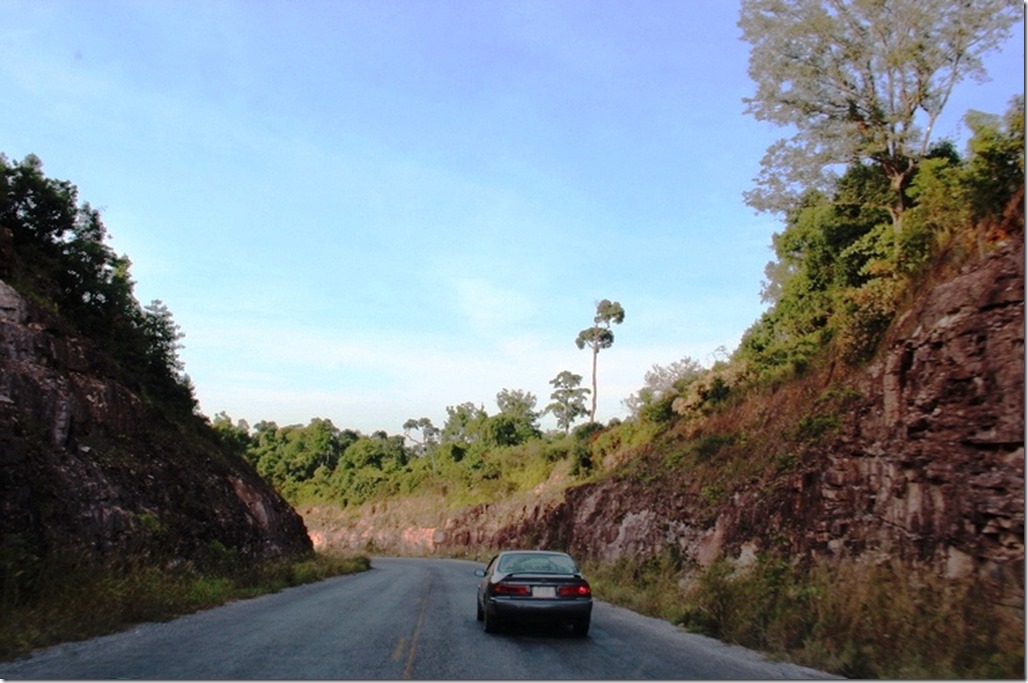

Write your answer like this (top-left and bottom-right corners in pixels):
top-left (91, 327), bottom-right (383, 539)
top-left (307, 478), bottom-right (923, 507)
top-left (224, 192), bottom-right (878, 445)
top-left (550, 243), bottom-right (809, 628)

top-left (498, 553), bottom-right (578, 574)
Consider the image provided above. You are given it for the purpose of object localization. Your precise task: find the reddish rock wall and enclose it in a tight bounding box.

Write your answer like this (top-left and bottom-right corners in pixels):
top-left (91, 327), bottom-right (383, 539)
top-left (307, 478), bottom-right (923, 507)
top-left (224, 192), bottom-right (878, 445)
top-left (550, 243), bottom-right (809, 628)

top-left (308, 240), bottom-right (1023, 607)
top-left (0, 280), bottom-right (312, 569)
top-left (547, 240), bottom-right (1022, 602)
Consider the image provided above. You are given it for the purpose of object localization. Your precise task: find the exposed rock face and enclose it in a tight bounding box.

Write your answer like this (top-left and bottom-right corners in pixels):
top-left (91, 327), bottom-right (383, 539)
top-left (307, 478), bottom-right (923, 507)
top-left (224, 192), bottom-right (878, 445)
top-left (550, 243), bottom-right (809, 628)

top-left (821, 237), bottom-right (1024, 587)
top-left (307, 240), bottom-right (1023, 604)
top-left (550, 242), bottom-right (1022, 601)
top-left (0, 281), bottom-right (312, 570)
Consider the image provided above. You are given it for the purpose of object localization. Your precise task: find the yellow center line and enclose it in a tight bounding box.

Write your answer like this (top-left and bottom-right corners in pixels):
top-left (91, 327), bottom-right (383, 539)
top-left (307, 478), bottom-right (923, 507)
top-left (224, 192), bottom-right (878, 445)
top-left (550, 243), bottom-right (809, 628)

top-left (402, 590), bottom-right (431, 679)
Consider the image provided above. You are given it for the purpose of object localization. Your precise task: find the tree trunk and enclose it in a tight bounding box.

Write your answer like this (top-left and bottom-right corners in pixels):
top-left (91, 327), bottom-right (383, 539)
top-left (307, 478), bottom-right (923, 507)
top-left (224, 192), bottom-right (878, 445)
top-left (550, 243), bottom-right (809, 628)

top-left (887, 164), bottom-right (915, 262)
top-left (590, 343), bottom-right (598, 422)
top-left (886, 162), bottom-right (916, 235)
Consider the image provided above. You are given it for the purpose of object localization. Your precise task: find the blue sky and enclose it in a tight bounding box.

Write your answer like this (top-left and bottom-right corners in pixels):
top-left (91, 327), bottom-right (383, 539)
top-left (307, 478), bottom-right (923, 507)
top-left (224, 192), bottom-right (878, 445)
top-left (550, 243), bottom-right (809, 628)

top-left (1, 1), bottom-right (1023, 434)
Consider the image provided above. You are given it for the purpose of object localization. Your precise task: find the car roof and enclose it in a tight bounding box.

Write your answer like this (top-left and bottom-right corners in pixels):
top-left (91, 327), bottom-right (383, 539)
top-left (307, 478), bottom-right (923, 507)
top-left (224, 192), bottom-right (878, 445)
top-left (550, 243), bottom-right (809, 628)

top-left (496, 550), bottom-right (571, 557)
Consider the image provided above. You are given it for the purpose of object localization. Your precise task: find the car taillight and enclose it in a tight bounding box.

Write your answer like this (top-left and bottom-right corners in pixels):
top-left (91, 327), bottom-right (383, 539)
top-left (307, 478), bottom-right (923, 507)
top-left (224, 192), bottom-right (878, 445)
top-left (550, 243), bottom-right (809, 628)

top-left (558, 584), bottom-right (591, 597)
top-left (493, 583), bottom-right (531, 596)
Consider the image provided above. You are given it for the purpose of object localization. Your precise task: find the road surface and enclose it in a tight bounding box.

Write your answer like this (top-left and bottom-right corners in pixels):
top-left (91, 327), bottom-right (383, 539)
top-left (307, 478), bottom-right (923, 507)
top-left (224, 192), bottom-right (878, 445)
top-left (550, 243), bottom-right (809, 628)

top-left (0, 557), bottom-right (836, 679)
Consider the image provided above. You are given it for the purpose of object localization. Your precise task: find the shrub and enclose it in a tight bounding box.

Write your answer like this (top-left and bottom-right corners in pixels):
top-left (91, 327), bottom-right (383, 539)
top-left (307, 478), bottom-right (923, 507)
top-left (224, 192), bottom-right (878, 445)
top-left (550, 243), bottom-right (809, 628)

top-left (639, 392), bottom-right (676, 423)
top-left (794, 413), bottom-right (841, 442)
top-left (693, 432), bottom-right (736, 462)
top-left (833, 278), bottom-right (901, 364)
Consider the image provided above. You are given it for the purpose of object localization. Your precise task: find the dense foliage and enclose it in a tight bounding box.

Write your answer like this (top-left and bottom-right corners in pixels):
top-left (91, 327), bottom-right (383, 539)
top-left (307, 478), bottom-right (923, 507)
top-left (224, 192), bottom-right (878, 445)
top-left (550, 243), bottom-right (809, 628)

top-left (212, 382), bottom-right (624, 507)
top-left (734, 98), bottom-right (1024, 380)
top-left (0, 154), bottom-right (196, 414)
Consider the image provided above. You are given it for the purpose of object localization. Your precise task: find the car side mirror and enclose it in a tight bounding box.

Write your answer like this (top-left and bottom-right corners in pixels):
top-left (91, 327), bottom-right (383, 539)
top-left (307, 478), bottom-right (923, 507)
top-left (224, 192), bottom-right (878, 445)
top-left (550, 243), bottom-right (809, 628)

top-left (474, 569), bottom-right (486, 577)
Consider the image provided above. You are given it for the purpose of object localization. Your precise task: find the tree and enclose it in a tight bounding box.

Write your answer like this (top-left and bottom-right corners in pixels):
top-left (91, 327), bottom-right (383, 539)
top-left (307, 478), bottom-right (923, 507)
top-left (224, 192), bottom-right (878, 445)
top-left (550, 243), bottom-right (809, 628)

top-left (492, 389), bottom-right (541, 445)
top-left (623, 355), bottom-right (705, 418)
top-left (495, 388), bottom-right (537, 421)
top-left (140, 300), bottom-right (184, 375)
top-left (545, 370), bottom-right (590, 435)
top-left (402, 417), bottom-right (440, 455)
top-left (738, 0), bottom-right (1023, 228)
top-left (482, 414), bottom-right (525, 448)
top-left (339, 433), bottom-right (408, 472)
top-left (1, 153), bottom-right (78, 247)
top-left (440, 402), bottom-right (489, 445)
top-left (212, 411), bottom-right (251, 453)
top-left (962, 98), bottom-right (1026, 227)
top-left (575, 299), bottom-right (625, 423)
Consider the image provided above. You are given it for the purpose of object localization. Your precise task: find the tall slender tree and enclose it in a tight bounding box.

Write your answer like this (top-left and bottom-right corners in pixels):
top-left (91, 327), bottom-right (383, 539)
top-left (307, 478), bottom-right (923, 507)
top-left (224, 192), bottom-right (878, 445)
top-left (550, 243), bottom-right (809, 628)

top-left (575, 299), bottom-right (625, 423)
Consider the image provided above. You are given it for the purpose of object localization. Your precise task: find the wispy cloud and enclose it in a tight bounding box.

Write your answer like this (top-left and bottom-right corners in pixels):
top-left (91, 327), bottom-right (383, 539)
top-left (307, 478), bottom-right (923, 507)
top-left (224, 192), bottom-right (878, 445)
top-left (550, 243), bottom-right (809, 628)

top-left (449, 276), bottom-right (536, 331)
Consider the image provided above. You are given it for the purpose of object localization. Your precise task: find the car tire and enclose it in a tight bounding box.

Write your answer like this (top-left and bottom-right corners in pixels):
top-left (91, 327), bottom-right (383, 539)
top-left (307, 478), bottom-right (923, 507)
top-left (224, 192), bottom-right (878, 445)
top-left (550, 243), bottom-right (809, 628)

top-left (483, 607), bottom-right (500, 634)
top-left (571, 619), bottom-right (590, 638)
top-left (476, 600), bottom-right (483, 622)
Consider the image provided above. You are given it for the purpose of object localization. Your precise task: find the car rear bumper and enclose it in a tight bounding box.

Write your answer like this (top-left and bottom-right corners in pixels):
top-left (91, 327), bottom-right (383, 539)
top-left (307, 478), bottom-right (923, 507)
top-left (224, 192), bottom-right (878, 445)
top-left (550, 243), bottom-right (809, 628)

top-left (487, 597), bottom-right (593, 621)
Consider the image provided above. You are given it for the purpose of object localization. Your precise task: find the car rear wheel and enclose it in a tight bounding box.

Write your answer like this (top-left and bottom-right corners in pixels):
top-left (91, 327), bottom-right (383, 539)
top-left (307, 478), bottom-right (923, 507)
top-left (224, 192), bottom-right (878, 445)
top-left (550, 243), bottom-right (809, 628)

top-left (483, 607), bottom-right (501, 634)
top-left (476, 600), bottom-right (483, 621)
top-left (571, 619), bottom-right (590, 637)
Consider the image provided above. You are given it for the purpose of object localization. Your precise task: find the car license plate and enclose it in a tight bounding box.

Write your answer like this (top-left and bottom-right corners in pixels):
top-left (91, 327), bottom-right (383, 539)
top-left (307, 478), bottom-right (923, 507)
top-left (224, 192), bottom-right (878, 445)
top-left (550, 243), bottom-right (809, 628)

top-left (532, 586), bottom-right (556, 598)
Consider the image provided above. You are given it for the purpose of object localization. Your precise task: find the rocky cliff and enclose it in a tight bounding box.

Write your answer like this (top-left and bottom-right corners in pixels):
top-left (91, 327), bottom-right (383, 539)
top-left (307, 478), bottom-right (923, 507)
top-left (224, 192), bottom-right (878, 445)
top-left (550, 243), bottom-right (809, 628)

top-left (307, 238), bottom-right (1024, 605)
top-left (0, 280), bottom-right (312, 574)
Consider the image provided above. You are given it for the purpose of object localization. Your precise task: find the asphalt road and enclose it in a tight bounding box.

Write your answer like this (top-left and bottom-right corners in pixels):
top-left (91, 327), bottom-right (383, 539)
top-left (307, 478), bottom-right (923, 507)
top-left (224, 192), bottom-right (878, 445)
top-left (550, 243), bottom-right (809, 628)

top-left (0, 557), bottom-right (836, 679)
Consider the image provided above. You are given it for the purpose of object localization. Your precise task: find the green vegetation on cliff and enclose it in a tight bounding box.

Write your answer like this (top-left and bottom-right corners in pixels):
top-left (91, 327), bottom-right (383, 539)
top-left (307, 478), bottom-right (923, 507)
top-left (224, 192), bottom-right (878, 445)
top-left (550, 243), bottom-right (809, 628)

top-left (216, 95), bottom-right (1023, 680)
top-left (1, 153), bottom-right (195, 415)
top-left (218, 95), bottom-right (1024, 513)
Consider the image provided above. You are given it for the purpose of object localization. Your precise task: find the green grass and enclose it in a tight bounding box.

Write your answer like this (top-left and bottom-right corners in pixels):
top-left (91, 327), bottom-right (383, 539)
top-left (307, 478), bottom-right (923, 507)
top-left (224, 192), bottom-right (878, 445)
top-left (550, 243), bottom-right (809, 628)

top-left (0, 551), bottom-right (370, 662)
top-left (585, 550), bottom-right (686, 622)
top-left (588, 551), bottom-right (1024, 679)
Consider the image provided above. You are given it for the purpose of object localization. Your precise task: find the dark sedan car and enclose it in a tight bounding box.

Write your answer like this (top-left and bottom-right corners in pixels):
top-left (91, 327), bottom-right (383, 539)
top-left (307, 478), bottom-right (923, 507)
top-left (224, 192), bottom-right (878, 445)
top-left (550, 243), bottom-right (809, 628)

top-left (475, 550), bottom-right (593, 636)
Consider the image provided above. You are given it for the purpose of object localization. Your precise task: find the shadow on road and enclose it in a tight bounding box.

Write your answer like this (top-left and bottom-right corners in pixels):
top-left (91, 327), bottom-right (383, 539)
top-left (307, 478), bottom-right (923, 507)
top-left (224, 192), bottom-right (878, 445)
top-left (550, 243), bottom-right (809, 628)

top-left (488, 620), bottom-right (590, 640)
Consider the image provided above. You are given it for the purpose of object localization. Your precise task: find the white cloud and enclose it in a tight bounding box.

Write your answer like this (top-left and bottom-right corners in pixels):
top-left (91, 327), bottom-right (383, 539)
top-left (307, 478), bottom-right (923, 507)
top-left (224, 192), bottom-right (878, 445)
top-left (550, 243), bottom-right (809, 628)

top-left (183, 307), bottom-right (745, 434)
top-left (450, 277), bottom-right (536, 331)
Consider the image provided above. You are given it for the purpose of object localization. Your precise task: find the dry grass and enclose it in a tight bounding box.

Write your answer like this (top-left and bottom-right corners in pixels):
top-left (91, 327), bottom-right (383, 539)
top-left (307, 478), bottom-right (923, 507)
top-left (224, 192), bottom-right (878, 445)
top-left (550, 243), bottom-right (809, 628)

top-left (590, 551), bottom-right (1024, 679)
top-left (0, 551), bottom-right (370, 662)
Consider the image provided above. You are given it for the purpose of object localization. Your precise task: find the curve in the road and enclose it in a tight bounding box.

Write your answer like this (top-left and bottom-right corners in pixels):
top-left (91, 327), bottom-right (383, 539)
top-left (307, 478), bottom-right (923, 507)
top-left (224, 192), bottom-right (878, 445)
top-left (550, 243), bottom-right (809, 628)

top-left (0, 557), bottom-right (838, 679)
